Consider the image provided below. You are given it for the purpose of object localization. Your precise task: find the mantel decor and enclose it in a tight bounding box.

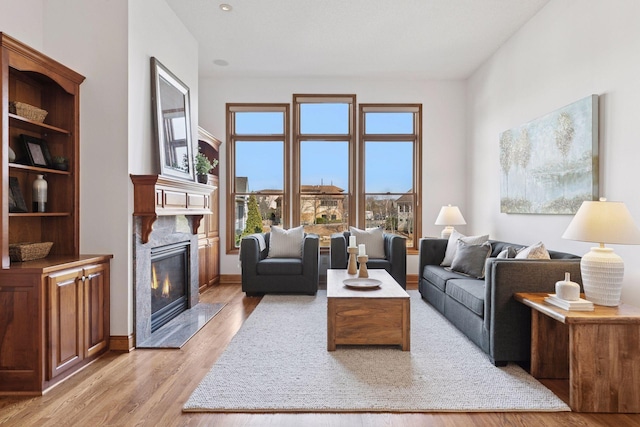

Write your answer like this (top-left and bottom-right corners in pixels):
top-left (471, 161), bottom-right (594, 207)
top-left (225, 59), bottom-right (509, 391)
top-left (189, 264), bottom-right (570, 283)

top-left (499, 95), bottom-right (599, 214)
top-left (151, 57), bottom-right (194, 181)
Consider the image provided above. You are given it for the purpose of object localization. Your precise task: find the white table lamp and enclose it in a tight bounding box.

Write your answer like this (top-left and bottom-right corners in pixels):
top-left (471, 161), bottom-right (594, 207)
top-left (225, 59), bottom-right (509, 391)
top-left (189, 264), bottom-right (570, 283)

top-left (562, 198), bottom-right (640, 306)
top-left (435, 205), bottom-right (466, 239)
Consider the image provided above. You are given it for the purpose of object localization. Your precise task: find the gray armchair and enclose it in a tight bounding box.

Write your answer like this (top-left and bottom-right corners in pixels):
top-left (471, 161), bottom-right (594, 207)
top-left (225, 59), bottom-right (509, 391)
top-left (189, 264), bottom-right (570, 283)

top-left (330, 231), bottom-right (407, 289)
top-left (241, 232), bottom-right (319, 296)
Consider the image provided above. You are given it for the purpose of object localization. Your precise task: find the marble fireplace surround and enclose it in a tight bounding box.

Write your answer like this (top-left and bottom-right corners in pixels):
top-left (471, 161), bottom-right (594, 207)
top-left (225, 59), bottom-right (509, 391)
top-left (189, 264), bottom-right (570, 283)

top-left (134, 216), bottom-right (199, 346)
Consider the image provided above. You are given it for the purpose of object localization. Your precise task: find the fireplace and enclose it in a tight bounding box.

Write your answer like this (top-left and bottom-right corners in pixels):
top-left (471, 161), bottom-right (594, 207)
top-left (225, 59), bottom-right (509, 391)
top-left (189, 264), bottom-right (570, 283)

top-left (150, 242), bottom-right (190, 333)
top-left (131, 175), bottom-right (213, 347)
top-left (134, 215), bottom-right (200, 346)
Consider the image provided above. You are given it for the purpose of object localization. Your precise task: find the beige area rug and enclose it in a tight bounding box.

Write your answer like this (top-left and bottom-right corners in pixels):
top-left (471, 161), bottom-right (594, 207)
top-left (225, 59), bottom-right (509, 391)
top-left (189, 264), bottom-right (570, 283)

top-left (183, 291), bottom-right (570, 413)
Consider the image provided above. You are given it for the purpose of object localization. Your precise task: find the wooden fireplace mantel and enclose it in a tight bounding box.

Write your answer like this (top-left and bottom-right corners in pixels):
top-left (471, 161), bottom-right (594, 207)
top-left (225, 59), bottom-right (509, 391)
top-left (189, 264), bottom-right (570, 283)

top-left (130, 174), bottom-right (216, 243)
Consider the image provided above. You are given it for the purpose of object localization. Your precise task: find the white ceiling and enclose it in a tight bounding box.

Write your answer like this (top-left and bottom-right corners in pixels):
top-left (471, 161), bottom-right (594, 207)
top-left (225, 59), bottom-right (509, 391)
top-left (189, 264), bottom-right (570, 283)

top-left (165, 0), bottom-right (550, 80)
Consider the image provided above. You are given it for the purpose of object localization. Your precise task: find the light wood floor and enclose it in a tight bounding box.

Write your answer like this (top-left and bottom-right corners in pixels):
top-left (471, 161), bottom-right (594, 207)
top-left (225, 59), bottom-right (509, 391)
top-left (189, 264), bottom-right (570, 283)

top-left (1, 282), bottom-right (639, 426)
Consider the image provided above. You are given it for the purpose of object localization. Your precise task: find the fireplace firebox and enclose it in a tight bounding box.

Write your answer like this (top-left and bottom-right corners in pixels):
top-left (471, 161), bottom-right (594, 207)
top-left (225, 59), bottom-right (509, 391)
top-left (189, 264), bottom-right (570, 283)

top-left (150, 242), bottom-right (190, 332)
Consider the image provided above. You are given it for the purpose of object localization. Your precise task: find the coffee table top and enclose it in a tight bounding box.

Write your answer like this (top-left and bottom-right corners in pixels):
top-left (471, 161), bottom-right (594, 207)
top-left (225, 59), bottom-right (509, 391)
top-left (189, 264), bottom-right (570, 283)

top-left (327, 269), bottom-right (409, 299)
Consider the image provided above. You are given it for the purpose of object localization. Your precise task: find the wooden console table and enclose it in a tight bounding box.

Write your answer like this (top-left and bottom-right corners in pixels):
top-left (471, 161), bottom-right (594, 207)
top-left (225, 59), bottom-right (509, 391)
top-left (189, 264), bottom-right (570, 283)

top-left (515, 292), bottom-right (640, 413)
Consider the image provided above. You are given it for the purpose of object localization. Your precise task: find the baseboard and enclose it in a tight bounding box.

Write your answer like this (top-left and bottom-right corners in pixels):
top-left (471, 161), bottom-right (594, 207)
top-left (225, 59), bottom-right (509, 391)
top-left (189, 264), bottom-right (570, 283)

top-left (220, 274), bottom-right (241, 285)
top-left (110, 335), bottom-right (135, 352)
top-left (406, 274), bottom-right (418, 290)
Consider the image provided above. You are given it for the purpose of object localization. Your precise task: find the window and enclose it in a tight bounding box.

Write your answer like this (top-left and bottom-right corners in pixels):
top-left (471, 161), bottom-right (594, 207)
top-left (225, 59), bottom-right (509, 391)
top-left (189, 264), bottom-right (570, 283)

top-left (359, 105), bottom-right (422, 250)
top-left (226, 104), bottom-right (289, 251)
top-left (293, 95), bottom-right (356, 246)
top-left (226, 98), bottom-right (422, 253)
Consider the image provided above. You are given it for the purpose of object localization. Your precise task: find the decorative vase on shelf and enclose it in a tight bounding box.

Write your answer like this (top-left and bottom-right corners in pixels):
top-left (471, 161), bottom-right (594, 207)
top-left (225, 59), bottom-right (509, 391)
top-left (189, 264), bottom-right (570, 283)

top-left (32, 174), bottom-right (47, 213)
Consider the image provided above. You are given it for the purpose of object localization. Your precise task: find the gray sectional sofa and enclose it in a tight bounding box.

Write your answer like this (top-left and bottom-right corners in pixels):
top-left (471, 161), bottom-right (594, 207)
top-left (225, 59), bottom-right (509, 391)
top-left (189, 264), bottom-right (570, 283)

top-left (418, 238), bottom-right (582, 366)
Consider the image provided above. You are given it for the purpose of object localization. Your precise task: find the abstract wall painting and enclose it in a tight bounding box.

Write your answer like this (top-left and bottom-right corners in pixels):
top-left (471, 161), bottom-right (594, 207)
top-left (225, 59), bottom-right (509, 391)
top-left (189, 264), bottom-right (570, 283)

top-left (499, 95), bottom-right (598, 214)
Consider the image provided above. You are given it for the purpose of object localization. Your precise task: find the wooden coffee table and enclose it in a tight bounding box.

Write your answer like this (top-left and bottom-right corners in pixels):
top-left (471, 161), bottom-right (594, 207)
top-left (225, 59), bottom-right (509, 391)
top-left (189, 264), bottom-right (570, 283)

top-left (515, 292), bottom-right (640, 413)
top-left (327, 269), bottom-right (410, 351)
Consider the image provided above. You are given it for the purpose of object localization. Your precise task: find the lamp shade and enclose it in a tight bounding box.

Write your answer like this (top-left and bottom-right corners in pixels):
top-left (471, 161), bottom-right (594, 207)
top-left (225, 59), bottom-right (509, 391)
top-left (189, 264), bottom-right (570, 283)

top-left (562, 198), bottom-right (640, 306)
top-left (562, 199), bottom-right (640, 245)
top-left (435, 205), bottom-right (466, 226)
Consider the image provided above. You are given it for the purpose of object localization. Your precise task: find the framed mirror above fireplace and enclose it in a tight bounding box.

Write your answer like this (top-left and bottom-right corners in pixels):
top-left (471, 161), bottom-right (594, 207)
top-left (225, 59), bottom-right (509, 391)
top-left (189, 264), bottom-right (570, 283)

top-left (151, 57), bottom-right (194, 181)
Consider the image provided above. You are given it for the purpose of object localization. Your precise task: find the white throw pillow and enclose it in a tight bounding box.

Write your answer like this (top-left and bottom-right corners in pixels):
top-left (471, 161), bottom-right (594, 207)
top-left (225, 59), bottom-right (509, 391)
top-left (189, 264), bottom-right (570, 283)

top-left (515, 241), bottom-right (550, 259)
top-left (349, 226), bottom-right (385, 259)
top-left (268, 226), bottom-right (304, 258)
top-left (441, 230), bottom-right (489, 267)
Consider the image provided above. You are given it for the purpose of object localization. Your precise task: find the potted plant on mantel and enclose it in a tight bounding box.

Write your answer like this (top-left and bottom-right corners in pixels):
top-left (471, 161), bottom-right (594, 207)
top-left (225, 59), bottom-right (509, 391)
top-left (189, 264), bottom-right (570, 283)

top-left (194, 151), bottom-right (218, 184)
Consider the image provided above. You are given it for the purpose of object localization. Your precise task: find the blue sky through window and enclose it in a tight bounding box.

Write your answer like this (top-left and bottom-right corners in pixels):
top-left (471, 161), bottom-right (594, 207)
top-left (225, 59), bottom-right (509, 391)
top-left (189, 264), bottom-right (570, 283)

top-left (365, 141), bottom-right (413, 193)
top-left (236, 141), bottom-right (283, 191)
top-left (234, 105), bottom-right (414, 192)
top-left (301, 141), bottom-right (348, 190)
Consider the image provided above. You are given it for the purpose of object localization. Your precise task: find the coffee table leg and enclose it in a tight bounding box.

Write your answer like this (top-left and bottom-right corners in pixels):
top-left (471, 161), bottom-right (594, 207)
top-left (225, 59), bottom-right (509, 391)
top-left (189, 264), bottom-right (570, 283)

top-left (327, 298), bottom-right (336, 351)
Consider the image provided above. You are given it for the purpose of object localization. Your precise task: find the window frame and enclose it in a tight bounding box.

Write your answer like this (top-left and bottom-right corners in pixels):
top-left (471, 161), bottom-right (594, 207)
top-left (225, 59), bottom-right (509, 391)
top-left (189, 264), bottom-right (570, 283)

top-left (358, 104), bottom-right (422, 251)
top-left (292, 94), bottom-right (356, 242)
top-left (225, 103), bottom-right (290, 253)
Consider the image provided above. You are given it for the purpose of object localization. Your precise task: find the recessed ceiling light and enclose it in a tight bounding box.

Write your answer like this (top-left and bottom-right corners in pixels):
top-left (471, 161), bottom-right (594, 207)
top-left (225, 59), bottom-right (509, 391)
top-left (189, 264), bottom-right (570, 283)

top-left (213, 59), bottom-right (229, 66)
top-left (219, 4), bottom-right (232, 12)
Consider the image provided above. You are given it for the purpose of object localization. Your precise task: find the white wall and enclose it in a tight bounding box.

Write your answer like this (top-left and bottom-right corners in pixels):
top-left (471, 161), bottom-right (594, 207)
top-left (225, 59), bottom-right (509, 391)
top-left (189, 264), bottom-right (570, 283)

top-left (467, 0), bottom-right (640, 305)
top-left (0, 0), bottom-right (43, 48)
top-left (43, 0), bottom-right (130, 336)
top-left (198, 77), bottom-right (468, 277)
top-left (129, 0), bottom-right (199, 176)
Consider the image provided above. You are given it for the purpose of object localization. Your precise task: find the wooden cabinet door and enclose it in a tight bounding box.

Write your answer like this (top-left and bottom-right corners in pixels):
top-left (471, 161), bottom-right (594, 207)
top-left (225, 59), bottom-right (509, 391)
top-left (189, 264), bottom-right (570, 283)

top-left (83, 263), bottom-right (110, 358)
top-left (209, 237), bottom-right (220, 285)
top-left (208, 183), bottom-right (219, 238)
top-left (0, 275), bottom-right (42, 392)
top-left (48, 268), bottom-right (84, 379)
top-left (198, 239), bottom-right (209, 291)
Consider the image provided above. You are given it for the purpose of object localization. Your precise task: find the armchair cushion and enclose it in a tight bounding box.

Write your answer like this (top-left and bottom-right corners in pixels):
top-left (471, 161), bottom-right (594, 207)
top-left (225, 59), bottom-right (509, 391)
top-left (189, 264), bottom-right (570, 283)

top-left (349, 226), bottom-right (385, 258)
top-left (268, 225), bottom-right (304, 258)
top-left (256, 258), bottom-right (303, 275)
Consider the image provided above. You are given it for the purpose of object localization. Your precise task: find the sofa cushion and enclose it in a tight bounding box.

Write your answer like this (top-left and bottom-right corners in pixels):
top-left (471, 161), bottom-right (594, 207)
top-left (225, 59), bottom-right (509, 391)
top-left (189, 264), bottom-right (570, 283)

top-left (256, 258), bottom-right (303, 275)
top-left (446, 279), bottom-right (485, 317)
top-left (423, 265), bottom-right (470, 292)
top-left (268, 226), bottom-right (304, 258)
top-left (450, 241), bottom-right (492, 279)
top-left (366, 258), bottom-right (391, 271)
top-left (441, 230), bottom-right (489, 267)
top-left (349, 226), bottom-right (385, 259)
top-left (516, 241), bottom-right (550, 259)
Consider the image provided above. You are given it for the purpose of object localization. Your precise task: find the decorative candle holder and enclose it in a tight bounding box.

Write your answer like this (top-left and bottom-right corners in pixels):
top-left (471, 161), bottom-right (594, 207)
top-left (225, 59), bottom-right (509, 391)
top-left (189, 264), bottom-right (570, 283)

top-left (347, 246), bottom-right (358, 275)
top-left (357, 255), bottom-right (369, 278)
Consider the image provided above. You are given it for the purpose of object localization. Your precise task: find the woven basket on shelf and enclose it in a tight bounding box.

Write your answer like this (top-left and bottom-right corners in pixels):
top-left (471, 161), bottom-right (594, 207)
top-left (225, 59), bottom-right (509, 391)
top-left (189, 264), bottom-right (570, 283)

top-left (9, 101), bottom-right (48, 123)
top-left (9, 242), bottom-right (53, 262)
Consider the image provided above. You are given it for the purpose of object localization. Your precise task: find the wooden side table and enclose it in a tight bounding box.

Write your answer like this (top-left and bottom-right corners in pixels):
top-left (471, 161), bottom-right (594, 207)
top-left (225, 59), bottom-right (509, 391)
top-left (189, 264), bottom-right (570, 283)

top-left (515, 292), bottom-right (640, 413)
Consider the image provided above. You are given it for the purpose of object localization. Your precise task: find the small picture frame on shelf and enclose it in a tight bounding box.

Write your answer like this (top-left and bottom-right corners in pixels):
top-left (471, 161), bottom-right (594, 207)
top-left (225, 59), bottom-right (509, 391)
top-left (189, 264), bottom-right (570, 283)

top-left (8, 177), bottom-right (27, 213)
top-left (20, 134), bottom-right (52, 168)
